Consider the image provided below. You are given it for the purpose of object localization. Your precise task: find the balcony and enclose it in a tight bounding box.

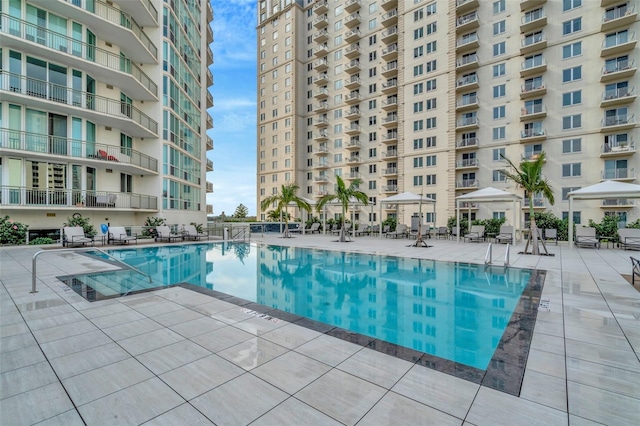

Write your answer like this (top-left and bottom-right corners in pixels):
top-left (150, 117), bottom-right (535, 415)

top-left (206, 68), bottom-right (213, 87)
top-left (456, 33), bottom-right (479, 53)
top-left (382, 149), bottom-right (398, 159)
top-left (313, 14), bottom-right (329, 29)
top-left (601, 140), bottom-right (636, 157)
top-left (313, 73), bottom-right (329, 84)
top-left (314, 101), bottom-right (329, 112)
top-left (382, 79), bottom-right (398, 94)
top-left (456, 117), bottom-right (479, 130)
top-left (344, 12), bottom-right (361, 28)
top-left (601, 32), bottom-right (637, 57)
top-left (315, 190), bottom-right (329, 196)
top-left (314, 175), bottom-right (329, 182)
top-left (313, 116), bottom-right (329, 127)
top-left (456, 12), bottom-right (479, 33)
top-left (520, 128), bottom-right (546, 142)
top-left (345, 172), bottom-right (361, 180)
top-left (313, 131), bottom-right (329, 141)
top-left (0, 72), bottom-right (158, 138)
top-left (520, 80), bottom-right (546, 99)
top-left (345, 0), bottom-right (361, 13)
top-left (313, 58), bottom-right (328, 72)
top-left (345, 92), bottom-right (361, 104)
top-left (381, 0), bottom-right (397, 11)
top-left (382, 115), bottom-right (398, 127)
top-left (521, 32), bottom-right (547, 54)
top-left (313, 88), bottom-right (329, 100)
top-left (345, 60), bottom-right (361, 74)
top-left (521, 152), bottom-right (543, 162)
top-left (457, 0), bottom-right (479, 14)
top-left (381, 26), bottom-right (398, 43)
top-left (521, 8), bottom-right (546, 32)
top-left (456, 158), bottom-right (479, 169)
top-left (456, 137), bottom-right (479, 150)
top-left (345, 43), bottom-right (361, 59)
top-left (345, 106), bottom-right (361, 118)
top-left (313, 145), bottom-right (329, 155)
top-left (456, 54), bottom-right (479, 72)
top-left (313, 29), bottom-right (329, 44)
top-left (315, 160), bottom-right (330, 169)
top-left (601, 59), bottom-right (637, 82)
top-left (0, 187), bottom-right (158, 211)
top-left (345, 155), bottom-right (361, 165)
top-left (520, 56), bottom-right (547, 77)
top-left (382, 132), bottom-right (398, 144)
top-left (206, 136), bottom-right (213, 151)
top-left (601, 86), bottom-right (636, 107)
top-left (346, 139), bottom-right (361, 150)
top-left (382, 167), bottom-right (398, 176)
top-left (345, 29), bottom-right (361, 43)
top-left (456, 95), bottom-right (479, 111)
top-left (601, 167), bottom-right (636, 181)
top-left (1, 15), bottom-right (157, 100)
top-left (0, 129), bottom-right (159, 174)
top-left (313, 44), bottom-right (329, 57)
top-left (206, 114), bottom-right (213, 130)
top-left (602, 5), bottom-right (636, 32)
top-left (345, 124), bottom-right (361, 135)
top-left (115, 0), bottom-right (158, 27)
top-left (381, 44), bottom-right (398, 60)
top-left (344, 76), bottom-right (361, 90)
top-left (313, 0), bottom-right (328, 14)
top-left (381, 97), bottom-right (398, 110)
top-left (459, 202), bottom-right (479, 209)
top-left (456, 180), bottom-right (479, 189)
top-left (456, 74), bottom-right (479, 91)
top-left (381, 61), bottom-right (398, 77)
top-left (206, 182), bottom-right (213, 193)
top-left (381, 9), bottom-right (398, 27)
top-left (600, 114), bottom-right (635, 131)
top-left (600, 199), bottom-right (635, 208)
top-left (206, 159), bottom-right (213, 172)
top-left (382, 185), bottom-right (398, 193)
top-left (523, 198), bottom-right (546, 209)
top-left (520, 104), bottom-right (547, 121)
top-left (520, 0), bottom-right (546, 11)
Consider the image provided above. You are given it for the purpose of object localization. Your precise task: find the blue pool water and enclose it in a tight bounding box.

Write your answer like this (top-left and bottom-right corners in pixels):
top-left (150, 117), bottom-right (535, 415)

top-left (86, 242), bottom-right (533, 370)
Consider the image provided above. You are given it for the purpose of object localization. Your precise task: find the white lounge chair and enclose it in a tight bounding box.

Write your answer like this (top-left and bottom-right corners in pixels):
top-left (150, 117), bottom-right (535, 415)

top-left (156, 226), bottom-right (182, 242)
top-left (108, 226), bottom-right (137, 245)
top-left (618, 228), bottom-right (640, 251)
top-left (544, 228), bottom-right (558, 245)
top-left (495, 225), bottom-right (514, 244)
top-left (308, 223), bottom-right (321, 234)
top-left (182, 224), bottom-right (209, 240)
top-left (386, 224), bottom-right (407, 238)
top-left (465, 225), bottom-right (485, 242)
top-left (575, 227), bottom-right (600, 249)
top-left (63, 226), bottom-right (94, 247)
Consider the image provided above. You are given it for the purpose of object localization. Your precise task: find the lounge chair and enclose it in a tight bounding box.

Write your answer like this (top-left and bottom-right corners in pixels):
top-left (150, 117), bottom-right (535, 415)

top-left (182, 224), bottom-right (209, 240)
top-left (156, 226), bottom-right (182, 243)
top-left (386, 224), bottom-right (407, 238)
top-left (308, 223), bottom-right (321, 234)
top-left (450, 226), bottom-right (461, 240)
top-left (356, 225), bottom-right (371, 236)
top-left (330, 224), bottom-right (340, 235)
top-left (288, 224), bottom-right (302, 234)
top-left (544, 228), bottom-right (558, 246)
top-left (108, 226), bottom-right (137, 245)
top-left (436, 226), bottom-right (448, 239)
top-left (465, 225), bottom-right (485, 243)
top-left (631, 257), bottom-right (640, 286)
top-left (381, 225), bottom-right (390, 236)
top-left (618, 228), bottom-right (640, 251)
top-left (495, 225), bottom-right (514, 244)
top-left (63, 226), bottom-right (94, 247)
top-left (575, 227), bottom-right (600, 249)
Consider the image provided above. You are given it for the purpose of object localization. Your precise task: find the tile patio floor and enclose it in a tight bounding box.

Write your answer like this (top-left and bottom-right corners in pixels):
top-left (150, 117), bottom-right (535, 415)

top-left (1, 234), bottom-right (639, 425)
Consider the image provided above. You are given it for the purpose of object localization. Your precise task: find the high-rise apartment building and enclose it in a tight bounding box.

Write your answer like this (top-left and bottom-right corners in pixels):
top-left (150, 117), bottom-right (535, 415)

top-left (256, 0), bottom-right (638, 228)
top-left (0, 0), bottom-right (214, 230)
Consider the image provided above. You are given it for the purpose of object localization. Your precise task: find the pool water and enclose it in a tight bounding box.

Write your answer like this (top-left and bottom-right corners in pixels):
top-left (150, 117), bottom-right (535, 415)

top-left (74, 242), bottom-right (536, 371)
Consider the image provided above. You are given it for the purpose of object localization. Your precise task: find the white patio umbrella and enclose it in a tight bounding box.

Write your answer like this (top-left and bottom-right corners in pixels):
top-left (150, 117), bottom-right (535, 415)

top-left (455, 187), bottom-right (522, 243)
top-left (378, 192), bottom-right (436, 238)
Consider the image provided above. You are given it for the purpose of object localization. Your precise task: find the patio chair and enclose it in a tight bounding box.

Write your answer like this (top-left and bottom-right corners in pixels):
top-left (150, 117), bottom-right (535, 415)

top-left (63, 226), bottom-right (94, 247)
top-left (356, 225), bottom-right (371, 236)
top-left (436, 226), bottom-right (448, 239)
top-left (108, 226), bottom-right (137, 245)
top-left (465, 225), bottom-right (485, 243)
top-left (575, 227), bottom-right (600, 249)
top-left (288, 224), bottom-right (302, 234)
top-left (495, 225), bottom-right (514, 244)
top-left (631, 257), bottom-right (640, 286)
top-left (330, 224), bottom-right (340, 235)
top-left (156, 225), bottom-right (182, 243)
top-left (618, 228), bottom-right (640, 251)
top-left (450, 226), bottom-right (461, 240)
top-left (386, 224), bottom-right (407, 238)
top-left (381, 225), bottom-right (390, 236)
top-left (308, 223), bottom-right (321, 234)
top-left (182, 224), bottom-right (209, 240)
top-left (544, 228), bottom-right (558, 246)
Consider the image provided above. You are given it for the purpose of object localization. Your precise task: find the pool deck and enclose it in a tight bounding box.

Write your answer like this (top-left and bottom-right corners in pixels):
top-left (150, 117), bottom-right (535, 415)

top-left (1, 235), bottom-right (639, 425)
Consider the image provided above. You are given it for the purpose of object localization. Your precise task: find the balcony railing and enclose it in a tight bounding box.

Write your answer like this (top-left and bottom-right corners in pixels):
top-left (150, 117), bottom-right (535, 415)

top-left (603, 4), bottom-right (636, 23)
top-left (523, 198), bottom-right (545, 207)
top-left (521, 80), bottom-right (545, 93)
top-left (456, 54), bottom-right (478, 67)
top-left (521, 8), bottom-right (545, 25)
top-left (602, 59), bottom-right (636, 76)
top-left (602, 31), bottom-right (636, 49)
top-left (62, 0), bottom-right (157, 59)
top-left (601, 199), bottom-right (635, 207)
top-left (0, 186), bottom-right (157, 210)
top-left (1, 15), bottom-right (157, 97)
top-left (382, 149), bottom-right (397, 158)
top-left (602, 140), bottom-right (635, 153)
top-left (602, 86), bottom-right (635, 101)
top-left (383, 185), bottom-right (398, 192)
top-left (456, 158), bottom-right (479, 168)
top-left (602, 114), bottom-right (634, 127)
top-left (457, 11), bottom-right (478, 27)
top-left (456, 180), bottom-right (479, 188)
top-left (457, 74), bottom-right (478, 87)
top-left (602, 167), bottom-right (635, 179)
top-left (457, 95), bottom-right (478, 107)
top-left (457, 117), bottom-right (479, 127)
top-left (382, 167), bottom-right (398, 175)
top-left (521, 128), bottom-right (545, 138)
top-left (522, 32), bottom-right (545, 48)
top-left (457, 137), bottom-right (478, 148)
top-left (0, 129), bottom-right (158, 173)
top-left (522, 56), bottom-right (545, 71)
top-left (521, 152), bottom-right (543, 161)
top-left (0, 72), bottom-right (158, 135)
top-left (522, 104), bottom-right (546, 115)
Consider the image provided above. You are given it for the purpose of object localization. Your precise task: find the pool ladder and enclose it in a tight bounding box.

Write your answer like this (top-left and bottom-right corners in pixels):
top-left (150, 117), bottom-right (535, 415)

top-left (485, 243), bottom-right (510, 267)
top-left (31, 247), bottom-right (152, 294)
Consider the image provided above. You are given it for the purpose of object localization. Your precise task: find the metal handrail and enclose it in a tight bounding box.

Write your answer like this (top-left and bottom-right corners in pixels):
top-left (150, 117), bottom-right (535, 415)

top-left (485, 243), bottom-right (510, 266)
top-left (31, 247), bottom-right (151, 294)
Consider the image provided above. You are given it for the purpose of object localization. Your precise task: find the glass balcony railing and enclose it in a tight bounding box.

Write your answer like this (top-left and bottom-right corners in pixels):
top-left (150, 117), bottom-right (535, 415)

top-left (602, 167), bottom-right (634, 179)
top-left (603, 4), bottom-right (635, 23)
top-left (602, 59), bottom-right (635, 75)
top-left (602, 114), bottom-right (634, 127)
top-left (602, 140), bottom-right (635, 153)
top-left (457, 137), bottom-right (478, 148)
top-left (602, 86), bottom-right (635, 101)
top-left (0, 186), bottom-right (157, 210)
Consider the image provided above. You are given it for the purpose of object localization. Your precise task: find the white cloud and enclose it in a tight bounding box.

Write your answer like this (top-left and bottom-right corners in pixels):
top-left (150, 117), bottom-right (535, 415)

top-left (213, 98), bottom-right (256, 112)
top-left (210, 0), bottom-right (256, 68)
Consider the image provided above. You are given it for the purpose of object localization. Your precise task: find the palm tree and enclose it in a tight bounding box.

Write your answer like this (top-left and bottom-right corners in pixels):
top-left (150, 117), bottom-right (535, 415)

top-left (499, 152), bottom-right (554, 255)
top-left (260, 183), bottom-right (311, 238)
top-left (316, 175), bottom-right (369, 242)
top-left (266, 209), bottom-right (290, 222)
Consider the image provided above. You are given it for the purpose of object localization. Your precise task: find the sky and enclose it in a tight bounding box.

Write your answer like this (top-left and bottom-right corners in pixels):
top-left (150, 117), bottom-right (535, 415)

top-left (206, 0), bottom-right (257, 216)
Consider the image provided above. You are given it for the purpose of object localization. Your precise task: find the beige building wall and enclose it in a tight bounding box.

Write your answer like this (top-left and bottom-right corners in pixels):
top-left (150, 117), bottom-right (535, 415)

top-left (257, 0), bottom-right (639, 228)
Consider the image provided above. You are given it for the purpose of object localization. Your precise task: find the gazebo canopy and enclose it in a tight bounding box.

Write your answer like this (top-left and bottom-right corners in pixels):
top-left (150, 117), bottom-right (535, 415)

top-left (380, 191), bottom-right (436, 205)
top-left (455, 187), bottom-right (522, 202)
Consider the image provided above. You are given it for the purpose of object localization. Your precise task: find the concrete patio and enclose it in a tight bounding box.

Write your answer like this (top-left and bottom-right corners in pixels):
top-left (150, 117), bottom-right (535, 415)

top-left (1, 234), bottom-right (639, 425)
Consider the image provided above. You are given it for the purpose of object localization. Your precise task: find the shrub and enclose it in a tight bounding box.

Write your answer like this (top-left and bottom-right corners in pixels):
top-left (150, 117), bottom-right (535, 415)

top-left (142, 216), bottom-right (165, 238)
top-left (447, 216), bottom-right (468, 236)
top-left (63, 213), bottom-right (96, 237)
top-left (382, 216), bottom-right (397, 232)
top-left (531, 212), bottom-right (568, 241)
top-left (588, 215), bottom-right (620, 240)
top-left (0, 216), bottom-right (28, 245)
top-left (28, 237), bottom-right (55, 245)
top-left (627, 219), bottom-right (640, 229)
top-left (471, 217), bottom-right (506, 235)
top-left (305, 215), bottom-right (321, 229)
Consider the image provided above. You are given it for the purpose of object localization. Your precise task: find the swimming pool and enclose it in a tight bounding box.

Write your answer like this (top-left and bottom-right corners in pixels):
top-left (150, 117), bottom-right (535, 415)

top-left (68, 242), bottom-right (541, 376)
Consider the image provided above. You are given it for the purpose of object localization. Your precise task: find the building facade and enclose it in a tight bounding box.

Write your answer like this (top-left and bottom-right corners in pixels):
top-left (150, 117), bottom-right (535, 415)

top-left (0, 0), bottom-right (214, 232)
top-left (256, 0), bottom-right (638, 228)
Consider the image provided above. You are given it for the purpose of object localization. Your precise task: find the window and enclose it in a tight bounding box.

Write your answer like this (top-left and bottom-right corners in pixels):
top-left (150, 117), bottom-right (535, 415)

top-left (493, 0), bottom-right (505, 14)
top-left (426, 155), bottom-right (436, 167)
top-left (562, 187), bottom-right (581, 201)
top-left (562, 66), bottom-right (582, 83)
top-left (493, 106), bottom-right (506, 119)
top-left (563, 0), bottom-right (581, 11)
top-left (368, 100), bottom-right (376, 109)
top-left (426, 175), bottom-right (436, 185)
top-left (493, 84), bottom-right (506, 98)
top-left (414, 83), bottom-right (423, 94)
top-left (426, 3), bottom-right (436, 15)
top-left (493, 63), bottom-right (505, 77)
top-left (369, 67), bottom-right (377, 77)
top-left (493, 20), bottom-right (505, 36)
top-left (562, 163), bottom-right (581, 177)
top-left (562, 90), bottom-right (582, 106)
top-left (369, 164), bottom-right (377, 173)
top-left (426, 98), bottom-right (436, 110)
top-left (369, 35), bottom-right (376, 45)
top-left (562, 18), bottom-right (582, 35)
top-left (414, 102), bottom-right (423, 113)
top-left (426, 22), bottom-right (437, 34)
top-left (414, 28), bottom-right (424, 40)
top-left (493, 148), bottom-right (505, 161)
top-left (493, 42), bottom-right (506, 57)
top-left (493, 170), bottom-right (506, 182)
top-left (369, 148), bottom-right (377, 157)
top-left (369, 51), bottom-right (377, 62)
top-left (414, 8), bottom-right (424, 21)
top-left (413, 64), bottom-right (423, 77)
top-left (426, 41), bottom-right (437, 54)
top-left (425, 117), bottom-right (436, 128)
top-left (562, 138), bottom-right (581, 153)
top-left (413, 157), bottom-right (424, 168)
top-left (413, 120), bottom-right (423, 131)
top-left (426, 79), bottom-right (436, 91)
top-left (493, 127), bottom-right (506, 140)
top-left (414, 46), bottom-right (423, 58)
top-left (426, 60), bottom-right (437, 72)
top-left (562, 114), bottom-right (582, 129)
top-left (368, 18), bottom-right (377, 30)
top-left (413, 176), bottom-right (423, 186)
top-left (562, 42), bottom-right (582, 59)
top-left (414, 139), bottom-right (423, 150)
top-left (369, 181), bottom-right (377, 190)
top-left (562, 211), bottom-right (581, 224)
top-left (425, 136), bottom-right (436, 147)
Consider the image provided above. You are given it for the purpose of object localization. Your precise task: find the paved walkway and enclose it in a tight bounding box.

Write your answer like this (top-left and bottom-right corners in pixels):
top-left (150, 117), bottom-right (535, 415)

top-left (1, 235), bottom-right (639, 425)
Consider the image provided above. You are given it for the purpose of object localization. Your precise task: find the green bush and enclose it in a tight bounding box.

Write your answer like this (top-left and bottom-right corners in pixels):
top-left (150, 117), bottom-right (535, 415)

top-left (447, 216), bottom-right (468, 236)
top-left (532, 212), bottom-right (568, 241)
top-left (28, 237), bottom-right (55, 245)
top-left (471, 217), bottom-right (506, 235)
top-left (142, 216), bottom-right (165, 238)
top-left (382, 216), bottom-right (397, 232)
top-left (63, 214), bottom-right (96, 237)
top-left (0, 216), bottom-right (28, 245)
top-left (588, 215), bottom-right (620, 240)
top-left (627, 219), bottom-right (640, 229)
